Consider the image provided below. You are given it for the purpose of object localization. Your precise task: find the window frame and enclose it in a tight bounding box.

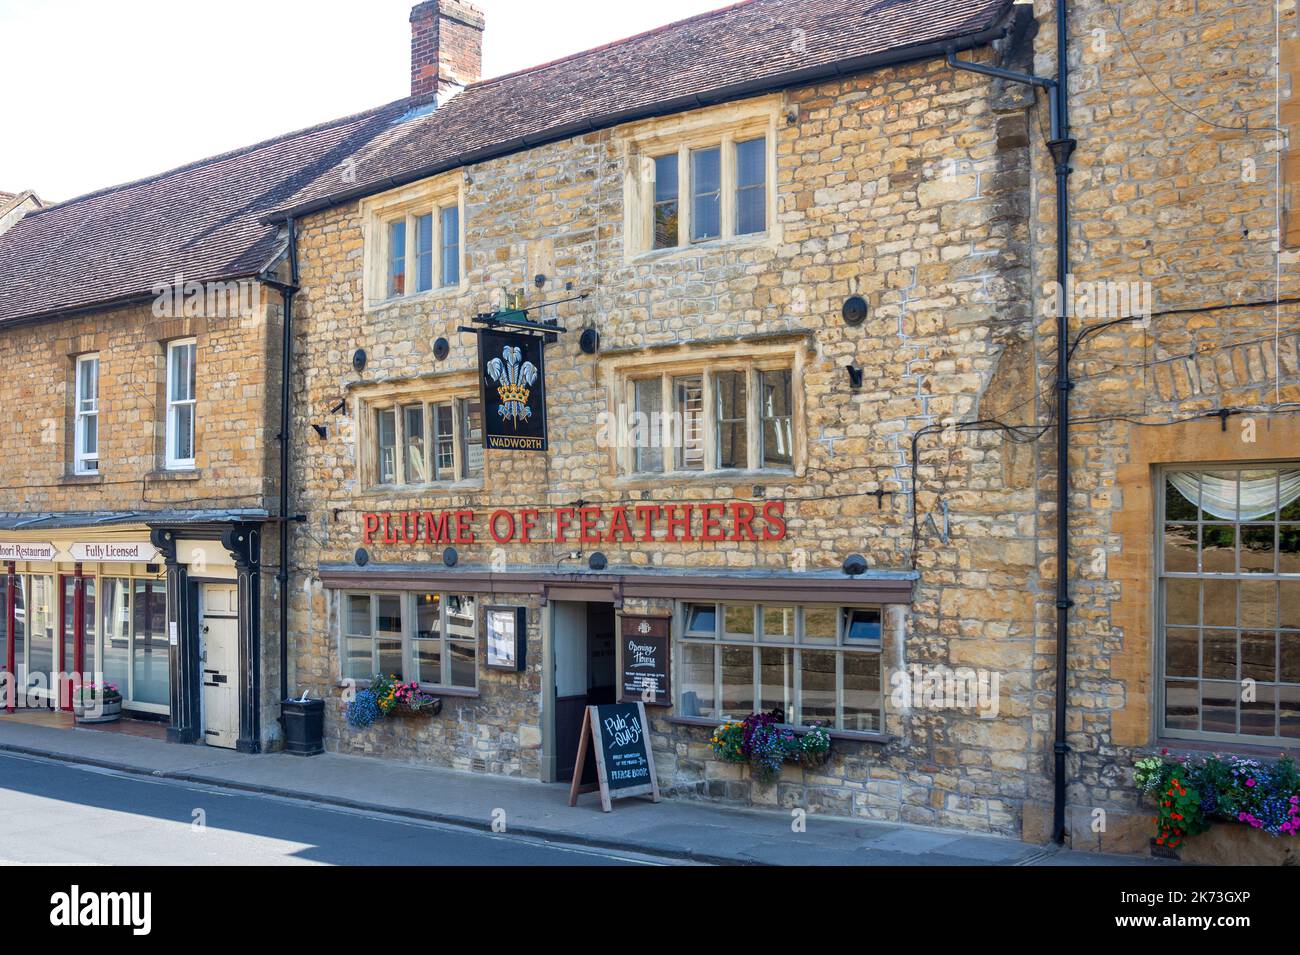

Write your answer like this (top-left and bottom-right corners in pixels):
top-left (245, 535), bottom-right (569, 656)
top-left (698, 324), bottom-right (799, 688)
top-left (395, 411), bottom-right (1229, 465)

top-left (73, 353), bottom-right (100, 475)
top-left (365, 392), bottom-right (484, 488)
top-left (622, 99), bottom-right (780, 259)
top-left (674, 601), bottom-right (884, 733)
top-left (164, 338), bottom-right (196, 470)
top-left (1155, 464), bottom-right (1300, 748)
top-left (340, 590), bottom-right (479, 692)
top-left (618, 356), bottom-right (799, 478)
top-left (363, 177), bottom-right (466, 307)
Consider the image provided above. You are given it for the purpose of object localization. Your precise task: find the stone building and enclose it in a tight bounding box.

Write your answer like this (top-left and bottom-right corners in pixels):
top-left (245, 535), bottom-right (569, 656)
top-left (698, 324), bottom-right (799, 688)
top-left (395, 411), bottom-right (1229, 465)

top-left (0, 98), bottom-right (435, 751)
top-left (271, 0), bottom-right (1047, 832)
top-left (0, 0), bottom-right (1296, 856)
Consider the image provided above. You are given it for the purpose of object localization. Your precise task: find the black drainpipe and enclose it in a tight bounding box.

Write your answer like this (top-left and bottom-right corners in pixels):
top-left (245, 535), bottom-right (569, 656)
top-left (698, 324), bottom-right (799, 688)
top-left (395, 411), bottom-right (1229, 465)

top-left (260, 219), bottom-right (301, 713)
top-left (949, 0), bottom-right (1075, 845)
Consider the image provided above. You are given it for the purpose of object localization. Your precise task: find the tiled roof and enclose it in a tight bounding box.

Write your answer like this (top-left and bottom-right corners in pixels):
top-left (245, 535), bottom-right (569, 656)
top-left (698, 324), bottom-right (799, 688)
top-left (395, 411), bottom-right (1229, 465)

top-left (272, 0), bottom-right (1014, 219)
top-left (0, 97), bottom-right (430, 325)
top-left (0, 0), bottom-right (1014, 326)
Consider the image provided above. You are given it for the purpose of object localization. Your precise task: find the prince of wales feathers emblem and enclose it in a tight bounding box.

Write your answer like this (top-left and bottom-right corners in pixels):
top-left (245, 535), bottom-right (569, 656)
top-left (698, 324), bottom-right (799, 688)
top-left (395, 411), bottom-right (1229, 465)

top-left (486, 345), bottom-right (537, 429)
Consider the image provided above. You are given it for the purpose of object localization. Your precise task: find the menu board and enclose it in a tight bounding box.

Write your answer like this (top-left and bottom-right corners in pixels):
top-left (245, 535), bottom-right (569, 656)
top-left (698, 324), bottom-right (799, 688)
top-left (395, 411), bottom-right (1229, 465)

top-left (567, 701), bottom-right (661, 812)
top-left (618, 614), bottom-right (671, 706)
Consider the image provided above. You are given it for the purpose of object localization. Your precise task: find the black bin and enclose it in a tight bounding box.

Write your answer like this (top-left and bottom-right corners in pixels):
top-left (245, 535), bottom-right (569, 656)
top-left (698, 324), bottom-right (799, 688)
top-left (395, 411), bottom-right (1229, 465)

top-left (281, 698), bottom-right (325, 756)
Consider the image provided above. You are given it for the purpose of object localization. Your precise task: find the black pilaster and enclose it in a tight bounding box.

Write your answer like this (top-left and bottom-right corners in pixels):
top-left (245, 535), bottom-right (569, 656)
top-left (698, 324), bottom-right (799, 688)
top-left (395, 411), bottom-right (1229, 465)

top-left (222, 523), bottom-right (262, 754)
top-left (152, 528), bottom-right (199, 744)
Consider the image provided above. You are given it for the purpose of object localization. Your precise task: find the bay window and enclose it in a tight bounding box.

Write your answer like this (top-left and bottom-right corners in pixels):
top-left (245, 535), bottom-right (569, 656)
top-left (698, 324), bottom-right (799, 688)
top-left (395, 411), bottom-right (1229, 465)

top-left (676, 602), bottom-right (883, 732)
top-left (342, 590), bottom-right (478, 690)
top-left (1158, 465), bottom-right (1300, 744)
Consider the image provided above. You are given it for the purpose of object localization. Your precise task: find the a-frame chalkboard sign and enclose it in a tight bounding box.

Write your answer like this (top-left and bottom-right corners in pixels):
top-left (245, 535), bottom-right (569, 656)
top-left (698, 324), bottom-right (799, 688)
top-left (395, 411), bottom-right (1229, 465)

top-left (567, 701), bottom-right (661, 812)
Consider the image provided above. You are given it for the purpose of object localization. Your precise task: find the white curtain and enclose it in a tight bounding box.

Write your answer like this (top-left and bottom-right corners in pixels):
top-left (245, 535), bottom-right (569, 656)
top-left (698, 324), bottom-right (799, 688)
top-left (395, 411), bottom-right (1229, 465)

top-left (1169, 469), bottom-right (1300, 521)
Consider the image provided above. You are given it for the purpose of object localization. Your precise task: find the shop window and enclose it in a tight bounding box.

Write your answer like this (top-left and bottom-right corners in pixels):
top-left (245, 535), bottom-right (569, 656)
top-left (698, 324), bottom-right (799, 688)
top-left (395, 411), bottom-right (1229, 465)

top-left (165, 338), bottom-right (196, 469)
top-left (621, 361), bottom-right (797, 477)
top-left (73, 354), bottom-right (99, 474)
top-left (341, 590), bottom-right (478, 691)
top-left (363, 177), bottom-right (465, 305)
top-left (675, 602), bottom-right (883, 732)
top-left (1158, 466), bottom-right (1300, 745)
top-left (367, 395), bottom-right (483, 487)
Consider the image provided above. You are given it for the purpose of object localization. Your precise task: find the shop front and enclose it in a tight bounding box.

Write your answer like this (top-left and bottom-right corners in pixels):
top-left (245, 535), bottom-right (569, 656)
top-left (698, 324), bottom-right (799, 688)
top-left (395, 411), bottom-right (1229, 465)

top-left (316, 529), bottom-right (915, 800)
top-left (0, 518), bottom-right (266, 752)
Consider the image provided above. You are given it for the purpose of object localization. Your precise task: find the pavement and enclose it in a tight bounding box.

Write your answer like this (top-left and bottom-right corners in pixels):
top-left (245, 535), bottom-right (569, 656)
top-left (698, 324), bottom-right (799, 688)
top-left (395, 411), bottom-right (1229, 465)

top-left (0, 717), bottom-right (1164, 866)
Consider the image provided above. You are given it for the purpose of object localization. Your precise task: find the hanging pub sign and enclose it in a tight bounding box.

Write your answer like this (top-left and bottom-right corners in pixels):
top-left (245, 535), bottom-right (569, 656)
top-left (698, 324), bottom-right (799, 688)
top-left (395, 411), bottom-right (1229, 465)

top-left (477, 327), bottom-right (548, 452)
top-left (618, 613), bottom-right (671, 707)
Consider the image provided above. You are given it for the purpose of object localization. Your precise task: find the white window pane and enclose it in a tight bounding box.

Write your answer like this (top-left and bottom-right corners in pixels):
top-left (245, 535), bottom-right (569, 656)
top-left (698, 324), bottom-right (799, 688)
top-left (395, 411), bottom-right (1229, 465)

top-left (387, 219), bottom-right (406, 297)
top-left (346, 595), bottom-right (372, 635)
top-left (673, 376), bottom-right (703, 470)
top-left (447, 593), bottom-right (476, 640)
top-left (434, 403), bottom-right (454, 478)
top-left (691, 146), bottom-right (721, 241)
top-left (415, 213), bottom-right (433, 293)
top-left (460, 399), bottom-right (483, 478)
top-left (377, 409), bottom-right (396, 483)
top-left (843, 652), bottom-right (881, 732)
top-left (720, 646), bottom-right (755, 718)
top-left (403, 405), bottom-right (426, 483)
top-left (449, 642), bottom-right (475, 688)
top-left (633, 378), bottom-right (663, 472)
top-left (679, 643), bottom-right (715, 717)
top-left (759, 647), bottom-right (794, 719)
top-left (735, 137), bottom-right (766, 235)
top-left (171, 404), bottom-right (194, 461)
top-left (799, 650), bottom-right (836, 725)
top-left (715, 371), bottom-right (747, 469)
top-left (440, 206), bottom-right (460, 286)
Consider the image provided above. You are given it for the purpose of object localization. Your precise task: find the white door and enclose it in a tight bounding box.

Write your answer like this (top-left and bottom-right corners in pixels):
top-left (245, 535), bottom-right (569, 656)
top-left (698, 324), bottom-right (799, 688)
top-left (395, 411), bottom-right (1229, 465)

top-left (201, 584), bottom-right (239, 749)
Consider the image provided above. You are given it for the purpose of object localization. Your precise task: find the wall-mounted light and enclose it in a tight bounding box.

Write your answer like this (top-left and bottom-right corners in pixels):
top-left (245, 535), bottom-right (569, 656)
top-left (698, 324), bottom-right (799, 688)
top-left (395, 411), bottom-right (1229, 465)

top-left (534, 273), bottom-right (547, 289)
top-left (842, 554), bottom-right (867, 577)
top-left (443, 547), bottom-right (459, 568)
top-left (842, 295), bottom-right (868, 326)
top-left (352, 348), bottom-right (367, 373)
top-left (579, 328), bottom-right (599, 355)
top-left (354, 548), bottom-right (370, 567)
top-left (846, 365), bottom-right (864, 390)
top-left (432, 337), bottom-right (450, 361)
top-left (588, 551), bottom-right (608, 571)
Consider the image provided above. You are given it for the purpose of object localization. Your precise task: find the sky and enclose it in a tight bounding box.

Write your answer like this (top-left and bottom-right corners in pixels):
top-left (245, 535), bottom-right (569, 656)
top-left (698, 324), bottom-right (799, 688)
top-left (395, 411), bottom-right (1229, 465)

top-left (0, 0), bottom-right (731, 203)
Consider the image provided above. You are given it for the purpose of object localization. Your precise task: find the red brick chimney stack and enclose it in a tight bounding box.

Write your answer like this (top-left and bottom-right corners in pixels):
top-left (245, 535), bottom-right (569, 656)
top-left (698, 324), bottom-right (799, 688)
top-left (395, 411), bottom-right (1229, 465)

top-left (410, 0), bottom-right (485, 100)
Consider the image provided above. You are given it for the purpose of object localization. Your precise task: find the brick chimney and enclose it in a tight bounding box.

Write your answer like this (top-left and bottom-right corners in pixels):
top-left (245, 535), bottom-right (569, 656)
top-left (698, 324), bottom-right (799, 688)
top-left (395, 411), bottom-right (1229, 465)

top-left (410, 0), bottom-right (485, 100)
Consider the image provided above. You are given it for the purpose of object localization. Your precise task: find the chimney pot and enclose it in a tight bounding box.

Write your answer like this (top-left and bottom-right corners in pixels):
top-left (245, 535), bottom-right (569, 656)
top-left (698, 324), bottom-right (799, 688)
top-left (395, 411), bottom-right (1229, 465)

top-left (410, 0), bottom-right (485, 100)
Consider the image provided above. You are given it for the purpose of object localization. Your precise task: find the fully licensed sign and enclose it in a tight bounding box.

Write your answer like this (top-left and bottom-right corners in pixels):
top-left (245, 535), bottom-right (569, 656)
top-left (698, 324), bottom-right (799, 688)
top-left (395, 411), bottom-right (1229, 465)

top-left (68, 541), bottom-right (161, 563)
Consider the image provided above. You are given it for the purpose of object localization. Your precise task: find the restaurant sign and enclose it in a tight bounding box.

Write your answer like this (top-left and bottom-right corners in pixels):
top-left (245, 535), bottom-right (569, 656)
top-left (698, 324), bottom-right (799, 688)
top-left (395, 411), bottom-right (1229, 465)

top-left (362, 500), bottom-right (786, 546)
top-left (478, 327), bottom-right (548, 452)
top-left (0, 541), bottom-right (56, 562)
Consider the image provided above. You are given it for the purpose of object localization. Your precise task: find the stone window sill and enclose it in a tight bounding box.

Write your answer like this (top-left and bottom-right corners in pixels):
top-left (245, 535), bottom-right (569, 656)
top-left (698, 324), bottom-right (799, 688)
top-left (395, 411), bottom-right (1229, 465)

top-left (358, 479), bottom-right (485, 498)
top-left (59, 472), bottom-right (105, 485)
top-left (1153, 738), bottom-right (1299, 762)
top-left (614, 469), bottom-right (803, 492)
top-left (665, 714), bottom-right (889, 744)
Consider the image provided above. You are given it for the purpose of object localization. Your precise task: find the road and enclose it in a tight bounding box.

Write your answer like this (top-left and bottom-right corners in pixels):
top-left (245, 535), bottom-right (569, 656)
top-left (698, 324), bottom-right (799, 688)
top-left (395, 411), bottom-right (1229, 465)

top-left (0, 752), bottom-right (663, 865)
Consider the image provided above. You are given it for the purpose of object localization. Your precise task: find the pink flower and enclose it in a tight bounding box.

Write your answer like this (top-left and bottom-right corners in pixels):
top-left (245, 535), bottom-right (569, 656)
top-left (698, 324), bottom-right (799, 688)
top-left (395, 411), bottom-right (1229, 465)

top-left (1245, 778), bottom-right (1255, 787)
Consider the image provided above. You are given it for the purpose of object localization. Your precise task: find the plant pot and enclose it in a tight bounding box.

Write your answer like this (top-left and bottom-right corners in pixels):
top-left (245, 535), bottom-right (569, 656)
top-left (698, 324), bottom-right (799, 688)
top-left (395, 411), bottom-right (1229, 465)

top-left (74, 698), bottom-right (122, 724)
top-left (281, 698), bottom-right (325, 756)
